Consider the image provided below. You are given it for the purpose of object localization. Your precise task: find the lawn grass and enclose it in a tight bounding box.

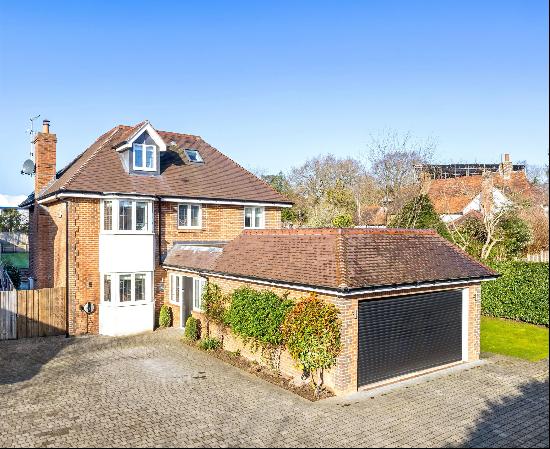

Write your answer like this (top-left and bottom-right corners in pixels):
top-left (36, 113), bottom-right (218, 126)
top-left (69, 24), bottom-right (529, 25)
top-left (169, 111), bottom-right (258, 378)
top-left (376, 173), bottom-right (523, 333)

top-left (481, 316), bottom-right (549, 362)
top-left (0, 252), bottom-right (29, 269)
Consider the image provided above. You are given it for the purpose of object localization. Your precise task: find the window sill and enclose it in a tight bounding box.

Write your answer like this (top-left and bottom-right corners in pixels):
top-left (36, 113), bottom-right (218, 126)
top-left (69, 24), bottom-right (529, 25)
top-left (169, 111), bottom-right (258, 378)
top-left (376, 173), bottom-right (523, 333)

top-left (100, 301), bottom-right (153, 308)
top-left (177, 227), bottom-right (203, 232)
top-left (101, 231), bottom-right (155, 236)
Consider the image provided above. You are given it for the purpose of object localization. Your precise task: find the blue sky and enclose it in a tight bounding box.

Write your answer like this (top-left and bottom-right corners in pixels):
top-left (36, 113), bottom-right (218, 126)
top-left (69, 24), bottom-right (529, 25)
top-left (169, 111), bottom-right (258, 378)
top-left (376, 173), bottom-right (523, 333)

top-left (0, 0), bottom-right (548, 201)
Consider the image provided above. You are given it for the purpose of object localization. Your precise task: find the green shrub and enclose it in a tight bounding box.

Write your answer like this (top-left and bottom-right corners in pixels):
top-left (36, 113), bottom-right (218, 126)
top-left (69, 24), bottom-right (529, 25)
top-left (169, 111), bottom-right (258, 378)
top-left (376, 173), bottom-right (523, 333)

top-left (226, 287), bottom-right (294, 348)
top-left (482, 261), bottom-right (549, 326)
top-left (390, 194), bottom-right (451, 240)
top-left (202, 282), bottom-right (228, 335)
top-left (158, 304), bottom-right (172, 328)
top-left (332, 214), bottom-right (354, 228)
top-left (282, 294), bottom-right (342, 395)
top-left (198, 337), bottom-right (222, 351)
top-left (2, 262), bottom-right (21, 289)
top-left (184, 316), bottom-right (201, 341)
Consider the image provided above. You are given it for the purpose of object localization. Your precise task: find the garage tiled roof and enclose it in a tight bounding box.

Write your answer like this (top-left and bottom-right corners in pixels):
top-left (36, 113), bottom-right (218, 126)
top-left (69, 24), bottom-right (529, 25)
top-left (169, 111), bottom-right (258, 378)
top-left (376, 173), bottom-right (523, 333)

top-left (163, 228), bottom-right (497, 292)
top-left (23, 122), bottom-right (291, 206)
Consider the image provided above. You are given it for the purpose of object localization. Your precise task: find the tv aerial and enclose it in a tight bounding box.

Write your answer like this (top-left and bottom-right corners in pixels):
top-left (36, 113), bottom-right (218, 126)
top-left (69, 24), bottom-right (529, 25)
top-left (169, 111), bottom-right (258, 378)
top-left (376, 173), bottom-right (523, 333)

top-left (21, 115), bottom-right (40, 176)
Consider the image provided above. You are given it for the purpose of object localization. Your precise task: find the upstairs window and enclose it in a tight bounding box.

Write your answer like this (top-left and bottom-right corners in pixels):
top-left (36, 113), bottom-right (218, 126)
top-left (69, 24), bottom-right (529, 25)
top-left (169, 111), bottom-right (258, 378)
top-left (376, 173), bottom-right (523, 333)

top-left (178, 204), bottom-right (202, 229)
top-left (133, 144), bottom-right (156, 171)
top-left (104, 200), bottom-right (113, 231)
top-left (244, 206), bottom-right (264, 229)
top-left (101, 199), bottom-right (152, 233)
top-left (119, 200), bottom-right (133, 231)
top-left (184, 149), bottom-right (203, 163)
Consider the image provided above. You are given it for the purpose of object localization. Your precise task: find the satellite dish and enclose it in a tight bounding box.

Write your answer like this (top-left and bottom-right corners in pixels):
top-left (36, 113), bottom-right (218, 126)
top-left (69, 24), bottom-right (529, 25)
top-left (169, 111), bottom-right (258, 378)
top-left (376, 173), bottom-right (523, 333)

top-left (21, 159), bottom-right (35, 176)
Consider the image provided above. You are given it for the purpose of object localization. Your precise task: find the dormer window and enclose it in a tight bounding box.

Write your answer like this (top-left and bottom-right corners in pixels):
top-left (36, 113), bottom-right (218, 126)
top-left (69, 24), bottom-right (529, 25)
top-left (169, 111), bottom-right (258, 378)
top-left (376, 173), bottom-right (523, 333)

top-left (184, 149), bottom-right (203, 163)
top-left (133, 144), bottom-right (156, 171)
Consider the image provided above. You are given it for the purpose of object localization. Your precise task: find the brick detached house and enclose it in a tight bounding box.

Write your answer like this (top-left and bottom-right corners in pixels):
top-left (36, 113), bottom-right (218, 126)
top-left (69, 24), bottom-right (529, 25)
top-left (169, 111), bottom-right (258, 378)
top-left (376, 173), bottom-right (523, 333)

top-left (22, 119), bottom-right (497, 395)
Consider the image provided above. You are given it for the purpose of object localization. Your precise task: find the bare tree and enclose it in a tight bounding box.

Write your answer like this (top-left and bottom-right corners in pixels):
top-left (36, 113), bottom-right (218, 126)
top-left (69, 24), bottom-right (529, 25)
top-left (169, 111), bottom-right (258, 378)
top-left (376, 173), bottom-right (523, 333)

top-left (478, 174), bottom-right (510, 260)
top-left (365, 129), bottom-right (436, 214)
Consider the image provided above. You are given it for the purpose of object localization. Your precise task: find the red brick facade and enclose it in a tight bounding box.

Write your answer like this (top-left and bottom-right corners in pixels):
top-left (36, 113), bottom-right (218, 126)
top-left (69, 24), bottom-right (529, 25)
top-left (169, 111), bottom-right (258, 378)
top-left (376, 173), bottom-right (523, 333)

top-left (30, 198), bottom-right (282, 335)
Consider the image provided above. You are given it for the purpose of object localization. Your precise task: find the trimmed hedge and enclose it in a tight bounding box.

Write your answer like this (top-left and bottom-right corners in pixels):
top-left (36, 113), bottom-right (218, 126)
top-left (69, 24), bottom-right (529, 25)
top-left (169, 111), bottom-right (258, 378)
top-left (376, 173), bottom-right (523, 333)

top-left (226, 287), bottom-right (294, 347)
top-left (482, 261), bottom-right (549, 326)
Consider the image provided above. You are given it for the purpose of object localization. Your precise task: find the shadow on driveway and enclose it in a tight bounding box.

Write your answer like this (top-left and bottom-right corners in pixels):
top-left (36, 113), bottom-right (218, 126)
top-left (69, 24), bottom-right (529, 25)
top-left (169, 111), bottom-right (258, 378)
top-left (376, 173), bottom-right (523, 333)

top-left (451, 377), bottom-right (549, 448)
top-left (0, 335), bottom-right (75, 385)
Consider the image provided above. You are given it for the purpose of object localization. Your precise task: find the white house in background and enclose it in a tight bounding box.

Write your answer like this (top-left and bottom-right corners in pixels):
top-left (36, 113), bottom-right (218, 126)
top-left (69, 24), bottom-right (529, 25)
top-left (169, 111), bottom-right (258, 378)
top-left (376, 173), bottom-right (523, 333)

top-left (425, 154), bottom-right (534, 223)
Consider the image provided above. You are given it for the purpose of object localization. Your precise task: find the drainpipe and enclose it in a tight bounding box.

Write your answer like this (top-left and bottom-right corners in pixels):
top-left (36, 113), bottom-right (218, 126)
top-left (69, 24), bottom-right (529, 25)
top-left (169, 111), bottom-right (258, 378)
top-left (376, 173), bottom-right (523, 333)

top-left (157, 196), bottom-right (162, 266)
top-left (64, 200), bottom-right (70, 338)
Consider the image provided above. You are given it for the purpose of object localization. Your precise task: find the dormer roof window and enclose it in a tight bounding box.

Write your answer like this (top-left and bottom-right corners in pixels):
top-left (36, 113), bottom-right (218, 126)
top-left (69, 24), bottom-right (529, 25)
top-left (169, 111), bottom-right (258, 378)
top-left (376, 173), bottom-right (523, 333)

top-left (133, 144), bottom-right (156, 171)
top-left (184, 149), bottom-right (203, 163)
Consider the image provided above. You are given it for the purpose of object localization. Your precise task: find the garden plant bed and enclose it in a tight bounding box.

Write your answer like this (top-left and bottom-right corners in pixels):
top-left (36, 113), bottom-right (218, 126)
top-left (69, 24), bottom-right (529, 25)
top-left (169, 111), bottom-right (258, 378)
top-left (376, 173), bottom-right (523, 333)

top-left (182, 338), bottom-right (334, 401)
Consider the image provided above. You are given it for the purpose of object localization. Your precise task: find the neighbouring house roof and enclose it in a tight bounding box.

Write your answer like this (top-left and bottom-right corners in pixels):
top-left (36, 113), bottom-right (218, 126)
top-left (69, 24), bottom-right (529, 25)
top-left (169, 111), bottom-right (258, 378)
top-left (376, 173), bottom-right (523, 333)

top-left (163, 228), bottom-right (497, 293)
top-left (426, 171), bottom-right (534, 215)
top-left (362, 206), bottom-right (387, 226)
top-left (20, 122), bottom-right (291, 207)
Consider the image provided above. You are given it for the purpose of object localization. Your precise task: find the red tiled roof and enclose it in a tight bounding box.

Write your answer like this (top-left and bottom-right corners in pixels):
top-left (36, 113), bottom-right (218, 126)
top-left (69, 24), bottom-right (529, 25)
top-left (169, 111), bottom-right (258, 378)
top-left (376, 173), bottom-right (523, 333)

top-left (427, 171), bottom-right (534, 214)
top-left (163, 228), bottom-right (497, 292)
top-left (25, 122), bottom-right (291, 206)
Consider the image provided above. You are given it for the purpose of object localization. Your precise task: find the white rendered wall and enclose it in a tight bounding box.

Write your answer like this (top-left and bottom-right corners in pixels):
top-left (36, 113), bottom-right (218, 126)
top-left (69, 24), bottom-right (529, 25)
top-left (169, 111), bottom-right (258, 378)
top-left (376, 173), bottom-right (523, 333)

top-left (99, 234), bottom-right (155, 273)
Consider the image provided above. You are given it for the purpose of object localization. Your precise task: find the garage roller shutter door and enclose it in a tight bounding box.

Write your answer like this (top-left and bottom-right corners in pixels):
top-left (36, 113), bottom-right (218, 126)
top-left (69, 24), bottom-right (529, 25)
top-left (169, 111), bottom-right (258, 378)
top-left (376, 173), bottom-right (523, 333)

top-left (358, 290), bottom-right (463, 387)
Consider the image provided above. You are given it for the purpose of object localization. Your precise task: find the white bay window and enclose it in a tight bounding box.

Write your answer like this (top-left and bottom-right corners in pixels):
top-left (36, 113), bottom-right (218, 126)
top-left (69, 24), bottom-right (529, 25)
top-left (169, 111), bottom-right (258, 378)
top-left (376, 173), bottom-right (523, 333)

top-left (102, 272), bottom-right (152, 305)
top-left (101, 199), bottom-right (153, 233)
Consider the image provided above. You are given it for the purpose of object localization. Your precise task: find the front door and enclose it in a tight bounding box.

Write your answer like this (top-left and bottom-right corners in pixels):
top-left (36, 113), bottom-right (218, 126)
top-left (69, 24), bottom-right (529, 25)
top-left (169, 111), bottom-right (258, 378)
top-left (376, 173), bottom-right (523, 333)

top-left (179, 276), bottom-right (194, 328)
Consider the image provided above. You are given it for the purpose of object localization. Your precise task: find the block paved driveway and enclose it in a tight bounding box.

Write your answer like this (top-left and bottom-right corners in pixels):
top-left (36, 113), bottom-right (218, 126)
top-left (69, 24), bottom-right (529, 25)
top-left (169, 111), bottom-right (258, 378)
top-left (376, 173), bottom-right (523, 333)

top-left (0, 329), bottom-right (548, 448)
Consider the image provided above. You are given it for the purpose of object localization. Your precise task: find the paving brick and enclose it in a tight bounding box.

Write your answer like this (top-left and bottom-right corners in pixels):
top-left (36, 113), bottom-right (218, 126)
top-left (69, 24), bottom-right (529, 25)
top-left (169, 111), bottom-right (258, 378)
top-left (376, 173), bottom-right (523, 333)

top-left (0, 330), bottom-right (547, 448)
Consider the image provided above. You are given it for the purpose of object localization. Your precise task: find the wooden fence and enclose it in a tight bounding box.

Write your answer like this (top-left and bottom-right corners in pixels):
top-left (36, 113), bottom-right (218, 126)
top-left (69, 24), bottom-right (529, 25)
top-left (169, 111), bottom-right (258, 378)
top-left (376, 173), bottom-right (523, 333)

top-left (524, 250), bottom-right (549, 263)
top-left (0, 287), bottom-right (66, 340)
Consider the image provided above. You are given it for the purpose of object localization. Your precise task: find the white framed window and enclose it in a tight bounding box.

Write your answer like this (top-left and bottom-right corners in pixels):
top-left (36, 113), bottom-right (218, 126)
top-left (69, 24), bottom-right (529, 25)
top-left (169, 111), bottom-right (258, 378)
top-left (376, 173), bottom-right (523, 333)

top-left (169, 274), bottom-right (205, 311)
top-left (184, 149), bottom-right (203, 163)
top-left (104, 200), bottom-right (113, 231)
top-left (101, 272), bottom-right (152, 304)
top-left (101, 199), bottom-right (153, 233)
top-left (193, 278), bottom-right (206, 311)
top-left (104, 275), bottom-right (112, 302)
top-left (244, 206), bottom-right (264, 229)
top-left (178, 204), bottom-right (202, 229)
top-left (170, 273), bottom-right (184, 304)
top-left (133, 143), bottom-right (156, 171)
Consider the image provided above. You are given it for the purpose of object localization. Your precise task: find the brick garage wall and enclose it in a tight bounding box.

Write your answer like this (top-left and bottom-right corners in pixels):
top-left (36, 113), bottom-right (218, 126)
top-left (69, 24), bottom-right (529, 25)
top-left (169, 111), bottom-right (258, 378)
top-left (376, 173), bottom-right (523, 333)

top-left (468, 284), bottom-right (482, 361)
top-left (165, 273), bottom-right (350, 394)
top-left (164, 272), bottom-right (483, 395)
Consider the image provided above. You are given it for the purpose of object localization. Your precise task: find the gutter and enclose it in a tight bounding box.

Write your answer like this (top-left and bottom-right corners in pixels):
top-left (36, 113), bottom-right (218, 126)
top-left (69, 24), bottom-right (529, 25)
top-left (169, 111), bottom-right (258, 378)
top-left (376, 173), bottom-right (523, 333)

top-left (161, 263), bottom-right (498, 297)
top-left (34, 191), bottom-right (293, 208)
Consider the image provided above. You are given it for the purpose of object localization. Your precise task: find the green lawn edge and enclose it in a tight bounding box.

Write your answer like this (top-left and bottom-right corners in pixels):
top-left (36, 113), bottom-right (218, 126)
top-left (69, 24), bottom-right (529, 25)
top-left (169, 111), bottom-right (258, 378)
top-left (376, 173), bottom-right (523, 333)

top-left (481, 316), bottom-right (549, 362)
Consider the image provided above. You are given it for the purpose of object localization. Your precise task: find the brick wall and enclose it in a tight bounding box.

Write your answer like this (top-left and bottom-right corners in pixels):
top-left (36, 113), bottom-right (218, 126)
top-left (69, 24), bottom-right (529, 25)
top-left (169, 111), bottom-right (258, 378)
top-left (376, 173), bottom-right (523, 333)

top-left (33, 132), bottom-right (57, 194)
top-left (28, 202), bottom-right (66, 289)
top-left (468, 284), bottom-right (482, 361)
top-left (164, 273), bottom-right (483, 396)
top-left (158, 202), bottom-right (281, 257)
top-left (67, 199), bottom-right (100, 335)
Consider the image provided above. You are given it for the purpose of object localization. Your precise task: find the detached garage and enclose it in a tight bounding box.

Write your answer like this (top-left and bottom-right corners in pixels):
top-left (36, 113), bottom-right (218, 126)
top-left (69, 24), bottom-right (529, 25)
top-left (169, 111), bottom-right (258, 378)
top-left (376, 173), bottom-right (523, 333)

top-left (163, 227), bottom-right (497, 395)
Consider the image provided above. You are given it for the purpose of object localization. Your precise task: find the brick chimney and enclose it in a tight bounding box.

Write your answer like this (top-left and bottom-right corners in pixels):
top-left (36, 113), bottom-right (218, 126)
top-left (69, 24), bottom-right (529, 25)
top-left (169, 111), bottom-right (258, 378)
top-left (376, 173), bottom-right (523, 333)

top-left (33, 119), bottom-right (57, 195)
top-left (499, 153), bottom-right (513, 180)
